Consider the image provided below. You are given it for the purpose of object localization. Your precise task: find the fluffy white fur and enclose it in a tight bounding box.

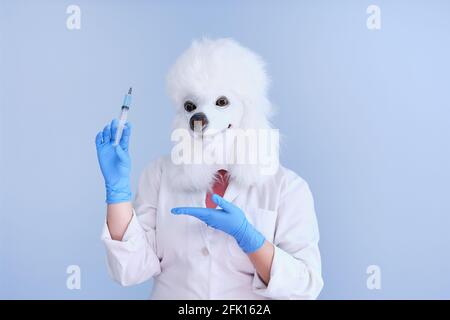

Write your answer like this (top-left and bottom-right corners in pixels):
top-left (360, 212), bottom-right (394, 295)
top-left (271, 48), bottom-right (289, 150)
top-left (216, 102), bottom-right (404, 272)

top-left (166, 38), bottom-right (277, 191)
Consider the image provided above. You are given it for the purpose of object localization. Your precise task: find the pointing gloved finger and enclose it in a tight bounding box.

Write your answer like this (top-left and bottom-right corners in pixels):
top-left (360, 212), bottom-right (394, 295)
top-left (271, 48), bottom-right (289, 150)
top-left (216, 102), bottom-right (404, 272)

top-left (171, 207), bottom-right (217, 222)
top-left (102, 124), bottom-right (111, 144)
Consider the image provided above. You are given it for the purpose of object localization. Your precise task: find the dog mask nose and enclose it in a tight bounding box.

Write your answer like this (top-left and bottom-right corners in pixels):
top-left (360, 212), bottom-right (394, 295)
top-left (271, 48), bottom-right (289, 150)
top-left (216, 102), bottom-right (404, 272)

top-left (189, 112), bottom-right (209, 131)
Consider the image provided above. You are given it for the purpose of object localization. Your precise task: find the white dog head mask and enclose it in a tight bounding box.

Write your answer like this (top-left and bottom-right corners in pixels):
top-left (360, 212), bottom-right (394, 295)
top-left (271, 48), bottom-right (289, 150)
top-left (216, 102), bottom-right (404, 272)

top-left (166, 38), bottom-right (278, 191)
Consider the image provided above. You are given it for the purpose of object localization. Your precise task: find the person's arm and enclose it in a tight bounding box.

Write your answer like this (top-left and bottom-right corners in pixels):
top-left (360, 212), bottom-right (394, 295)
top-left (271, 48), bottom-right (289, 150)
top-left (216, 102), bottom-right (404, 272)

top-left (251, 178), bottom-right (323, 299)
top-left (96, 119), bottom-right (133, 240)
top-left (248, 240), bottom-right (275, 285)
top-left (96, 120), bottom-right (162, 285)
top-left (172, 179), bottom-right (323, 299)
top-left (100, 163), bottom-right (163, 286)
top-left (107, 202), bottom-right (133, 241)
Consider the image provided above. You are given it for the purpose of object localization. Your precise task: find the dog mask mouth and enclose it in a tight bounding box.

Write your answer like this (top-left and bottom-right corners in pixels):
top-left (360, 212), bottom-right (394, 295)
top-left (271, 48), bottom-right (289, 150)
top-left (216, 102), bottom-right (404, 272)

top-left (191, 122), bottom-right (233, 139)
top-left (190, 112), bottom-right (233, 136)
top-left (194, 125), bottom-right (232, 138)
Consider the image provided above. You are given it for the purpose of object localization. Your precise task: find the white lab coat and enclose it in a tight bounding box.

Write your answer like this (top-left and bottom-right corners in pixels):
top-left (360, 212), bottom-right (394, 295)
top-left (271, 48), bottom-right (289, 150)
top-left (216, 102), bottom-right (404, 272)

top-left (101, 156), bottom-right (323, 299)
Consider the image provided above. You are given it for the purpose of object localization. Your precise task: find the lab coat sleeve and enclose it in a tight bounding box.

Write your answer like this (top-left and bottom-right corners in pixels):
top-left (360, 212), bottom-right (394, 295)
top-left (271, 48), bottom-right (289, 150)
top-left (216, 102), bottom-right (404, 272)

top-left (252, 174), bottom-right (324, 299)
top-left (101, 159), bottom-right (162, 286)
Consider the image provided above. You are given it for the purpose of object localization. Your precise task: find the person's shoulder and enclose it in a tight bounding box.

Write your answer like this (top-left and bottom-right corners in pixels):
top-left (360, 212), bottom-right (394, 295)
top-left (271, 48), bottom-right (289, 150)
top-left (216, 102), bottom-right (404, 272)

top-left (273, 165), bottom-right (311, 197)
top-left (271, 164), bottom-right (307, 185)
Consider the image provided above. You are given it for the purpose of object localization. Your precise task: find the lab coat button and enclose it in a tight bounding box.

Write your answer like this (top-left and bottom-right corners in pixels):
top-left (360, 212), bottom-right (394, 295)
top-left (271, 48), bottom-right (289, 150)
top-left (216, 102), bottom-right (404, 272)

top-left (201, 247), bottom-right (209, 256)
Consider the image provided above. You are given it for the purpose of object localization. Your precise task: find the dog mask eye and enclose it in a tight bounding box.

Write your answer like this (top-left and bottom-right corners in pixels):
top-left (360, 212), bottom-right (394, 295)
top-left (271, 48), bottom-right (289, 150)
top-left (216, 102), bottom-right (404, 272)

top-left (216, 96), bottom-right (229, 107)
top-left (184, 101), bottom-right (197, 112)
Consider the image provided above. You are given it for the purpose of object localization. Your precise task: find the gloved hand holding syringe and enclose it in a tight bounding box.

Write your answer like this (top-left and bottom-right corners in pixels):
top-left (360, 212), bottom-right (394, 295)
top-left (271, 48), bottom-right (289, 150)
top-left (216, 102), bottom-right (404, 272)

top-left (95, 87), bottom-right (133, 204)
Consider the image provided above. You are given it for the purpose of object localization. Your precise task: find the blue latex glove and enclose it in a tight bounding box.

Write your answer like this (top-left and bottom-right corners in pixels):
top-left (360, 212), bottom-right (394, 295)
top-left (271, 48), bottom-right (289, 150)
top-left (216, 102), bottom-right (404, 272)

top-left (171, 194), bottom-right (265, 253)
top-left (95, 119), bottom-right (132, 204)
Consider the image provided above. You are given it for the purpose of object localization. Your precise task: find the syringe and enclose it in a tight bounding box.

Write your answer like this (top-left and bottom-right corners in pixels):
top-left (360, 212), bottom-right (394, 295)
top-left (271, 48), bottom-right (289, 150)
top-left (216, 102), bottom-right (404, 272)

top-left (113, 87), bottom-right (132, 146)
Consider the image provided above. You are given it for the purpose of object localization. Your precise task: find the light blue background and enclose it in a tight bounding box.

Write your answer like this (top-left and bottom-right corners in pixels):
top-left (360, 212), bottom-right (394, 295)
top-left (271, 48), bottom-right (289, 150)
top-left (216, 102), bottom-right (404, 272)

top-left (1, 0), bottom-right (449, 299)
